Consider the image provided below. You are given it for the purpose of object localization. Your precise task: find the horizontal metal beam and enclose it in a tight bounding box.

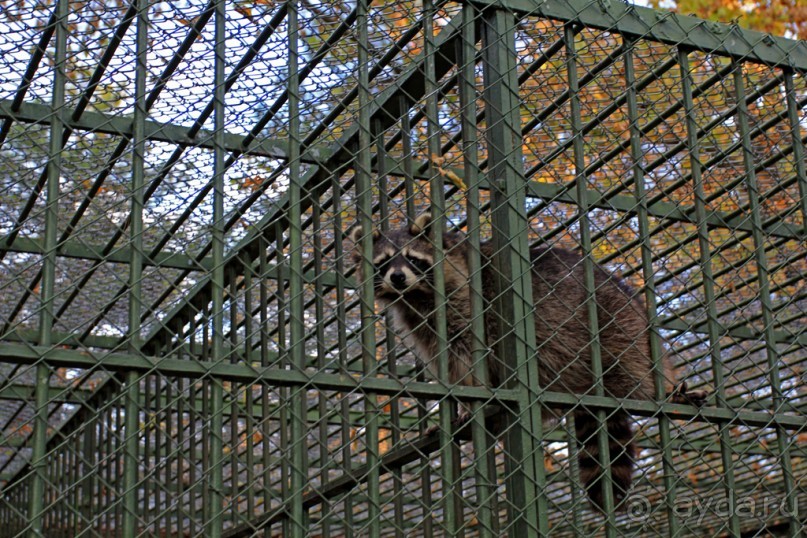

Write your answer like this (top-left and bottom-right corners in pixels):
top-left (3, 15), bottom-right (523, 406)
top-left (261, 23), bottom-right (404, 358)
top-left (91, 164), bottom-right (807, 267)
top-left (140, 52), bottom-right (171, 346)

top-left (0, 328), bottom-right (120, 350)
top-left (661, 317), bottom-right (806, 347)
top-left (0, 391), bottom-right (419, 454)
top-left (3, 283), bottom-right (796, 357)
top-left (0, 236), bottom-right (341, 288)
top-left (0, 99), bottom-right (313, 164)
top-left (0, 235), bottom-right (212, 271)
top-left (520, 174), bottom-right (803, 241)
top-left (0, 342), bottom-right (803, 431)
top-left (0, 342), bottom-right (510, 404)
top-left (0, 384), bottom-right (89, 405)
top-left (470, 0), bottom-right (807, 70)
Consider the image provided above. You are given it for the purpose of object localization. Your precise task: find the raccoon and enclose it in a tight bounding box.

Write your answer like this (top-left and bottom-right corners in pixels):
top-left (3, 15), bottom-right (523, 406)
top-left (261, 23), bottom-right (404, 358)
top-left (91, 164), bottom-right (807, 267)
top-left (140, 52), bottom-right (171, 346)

top-left (349, 212), bottom-right (705, 511)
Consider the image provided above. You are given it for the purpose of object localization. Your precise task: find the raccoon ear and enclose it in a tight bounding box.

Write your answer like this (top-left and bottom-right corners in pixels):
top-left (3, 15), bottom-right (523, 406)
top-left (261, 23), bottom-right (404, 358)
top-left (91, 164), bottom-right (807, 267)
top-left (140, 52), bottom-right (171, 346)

top-left (409, 212), bottom-right (432, 235)
top-left (348, 224), bottom-right (379, 244)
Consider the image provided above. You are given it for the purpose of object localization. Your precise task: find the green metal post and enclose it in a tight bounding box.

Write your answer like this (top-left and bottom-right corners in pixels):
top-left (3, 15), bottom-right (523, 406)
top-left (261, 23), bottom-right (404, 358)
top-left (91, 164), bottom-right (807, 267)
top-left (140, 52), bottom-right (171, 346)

top-left (80, 414), bottom-right (94, 533)
top-left (208, 0), bottom-right (227, 534)
top-left (627, 41), bottom-right (717, 537)
top-left (27, 1), bottom-right (67, 535)
top-left (565, 25), bottom-right (617, 534)
top-left (563, 413), bottom-right (585, 533)
top-left (330, 175), bottom-right (356, 538)
top-left (784, 71), bottom-right (807, 235)
top-left (396, 106), bottom-right (435, 535)
top-left (229, 267), bottom-right (239, 528)
top-left (458, 5), bottom-right (497, 535)
top-left (677, 48), bottom-right (725, 538)
top-left (287, 0), bottom-right (308, 534)
top-left (679, 49), bottom-right (733, 537)
top-left (481, 8), bottom-right (545, 536)
top-left (243, 257), bottom-right (255, 520)
top-left (259, 243), bottom-right (272, 536)
top-left (399, 96), bottom-right (417, 220)
top-left (423, 0), bottom-right (463, 533)
top-left (356, 0), bottom-right (380, 532)
top-left (733, 62), bottom-right (798, 536)
top-left (189, 326), bottom-right (200, 536)
top-left (122, 0), bottom-right (148, 535)
top-left (164, 381), bottom-right (174, 533)
top-left (373, 119), bottom-right (405, 538)
top-left (312, 199), bottom-right (333, 536)
top-left (274, 222), bottom-right (291, 538)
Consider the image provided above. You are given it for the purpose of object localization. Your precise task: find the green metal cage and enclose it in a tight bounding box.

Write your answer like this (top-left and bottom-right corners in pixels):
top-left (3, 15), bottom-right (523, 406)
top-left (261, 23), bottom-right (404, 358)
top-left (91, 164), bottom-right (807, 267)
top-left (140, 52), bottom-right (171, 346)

top-left (0, 0), bottom-right (804, 536)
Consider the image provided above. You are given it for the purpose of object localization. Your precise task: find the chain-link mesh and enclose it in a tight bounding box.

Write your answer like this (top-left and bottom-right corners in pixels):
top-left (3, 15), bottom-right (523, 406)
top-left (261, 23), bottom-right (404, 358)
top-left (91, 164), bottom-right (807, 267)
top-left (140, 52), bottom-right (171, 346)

top-left (0, 0), bottom-right (804, 536)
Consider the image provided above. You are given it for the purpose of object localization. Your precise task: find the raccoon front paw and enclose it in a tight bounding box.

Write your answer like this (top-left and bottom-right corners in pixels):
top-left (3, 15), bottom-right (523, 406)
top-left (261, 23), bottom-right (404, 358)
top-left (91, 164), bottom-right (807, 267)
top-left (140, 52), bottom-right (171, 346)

top-left (669, 381), bottom-right (710, 407)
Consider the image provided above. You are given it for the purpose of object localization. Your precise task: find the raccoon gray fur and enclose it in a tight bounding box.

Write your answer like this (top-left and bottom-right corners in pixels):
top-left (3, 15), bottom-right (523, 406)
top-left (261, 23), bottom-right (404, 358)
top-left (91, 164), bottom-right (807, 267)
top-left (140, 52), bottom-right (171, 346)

top-left (349, 212), bottom-right (703, 511)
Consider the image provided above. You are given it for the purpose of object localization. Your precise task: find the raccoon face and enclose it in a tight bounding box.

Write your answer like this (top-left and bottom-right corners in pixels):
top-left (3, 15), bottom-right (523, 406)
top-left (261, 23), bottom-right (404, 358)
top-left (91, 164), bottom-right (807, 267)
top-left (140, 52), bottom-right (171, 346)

top-left (349, 213), bottom-right (437, 300)
top-left (370, 241), bottom-right (434, 296)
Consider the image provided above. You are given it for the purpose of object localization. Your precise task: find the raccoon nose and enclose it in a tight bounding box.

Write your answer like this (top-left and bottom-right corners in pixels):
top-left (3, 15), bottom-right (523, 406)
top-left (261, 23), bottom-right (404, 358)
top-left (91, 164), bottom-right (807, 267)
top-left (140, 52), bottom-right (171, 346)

top-left (389, 271), bottom-right (407, 289)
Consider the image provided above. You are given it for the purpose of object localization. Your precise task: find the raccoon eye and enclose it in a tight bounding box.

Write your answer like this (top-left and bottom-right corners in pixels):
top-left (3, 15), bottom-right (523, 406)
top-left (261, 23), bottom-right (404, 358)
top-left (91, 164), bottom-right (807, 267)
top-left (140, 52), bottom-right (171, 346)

top-left (406, 256), bottom-right (432, 273)
top-left (374, 255), bottom-right (392, 272)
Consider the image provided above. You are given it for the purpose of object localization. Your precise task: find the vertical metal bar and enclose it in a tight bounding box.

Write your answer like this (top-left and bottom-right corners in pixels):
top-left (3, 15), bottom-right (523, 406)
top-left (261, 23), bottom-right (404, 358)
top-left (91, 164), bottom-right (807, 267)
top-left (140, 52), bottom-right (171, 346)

top-left (481, 8), bottom-right (544, 536)
top-left (330, 173), bottom-right (355, 538)
top-left (208, 0), bottom-right (227, 534)
top-left (65, 448), bottom-right (71, 535)
top-left (678, 48), bottom-right (723, 538)
top-left (143, 378), bottom-right (153, 533)
top-left (287, 0), bottom-right (307, 533)
top-left (28, 1), bottom-right (68, 535)
top-left (157, 378), bottom-right (165, 531)
top-left (56, 453), bottom-right (62, 533)
top-left (243, 256), bottom-right (255, 520)
top-left (229, 267), bottom-right (239, 527)
top-left (51, 450), bottom-right (59, 534)
top-left (733, 62), bottom-right (798, 536)
top-left (784, 71), bottom-right (807, 234)
top-left (457, 5), bottom-right (496, 536)
top-left (565, 24), bottom-right (617, 533)
top-left (259, 243), bottom-right (273, 533)
top-left (626, 41), bottom-right (720, 536)
top-left (66, 450), bottom-right (72, 535)
top-left (104, 409), bottom-right (116, 529)
top-left (118, 406), bottom-right (126, 533)
top-left (275, 226), bottom-right (291, 538)
top-left (76, 437), bottom-right (84, 534)
top-left (397, 103), bottom-right (434, 534)
top-left (374, 121), bottom-right (404, 538)
top-left (68, 442), bottom-right (75, 535)
top-left (399, 97), bottom-right (416, 220)
top-left (202, 360), bottom-right (211, 528)
top-left (173, 388), bottom-right (190, 527)
top-left (563, 413), bottom-right (584, 534)
top-left (356, 0), bottom-right (380, 533)
top-left (189, 324), bottom-right (199, 536)
top-left (176, 378), bottom-right (186, 537)
top-left (163, 378), bottom-right (174, 535)
top-left (423, 0), bottom-right (462, 532)
top-left (80, 415), bottom-right (94, 534)
top-left (312, 198), bottom-right (332, 536)
top-left (121, 5), bottom-right (149, 524)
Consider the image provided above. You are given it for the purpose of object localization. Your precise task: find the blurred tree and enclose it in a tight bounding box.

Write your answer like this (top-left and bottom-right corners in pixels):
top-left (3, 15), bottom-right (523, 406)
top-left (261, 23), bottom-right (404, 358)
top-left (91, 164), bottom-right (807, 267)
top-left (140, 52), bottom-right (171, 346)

top-left (653, 0), bottom-right (807, 39)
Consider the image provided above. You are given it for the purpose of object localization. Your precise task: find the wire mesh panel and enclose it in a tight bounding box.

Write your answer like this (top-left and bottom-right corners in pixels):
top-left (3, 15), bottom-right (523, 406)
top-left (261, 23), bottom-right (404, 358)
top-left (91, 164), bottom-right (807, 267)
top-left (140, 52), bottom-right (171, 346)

top-left (0, 0), bottom-right (804, 536)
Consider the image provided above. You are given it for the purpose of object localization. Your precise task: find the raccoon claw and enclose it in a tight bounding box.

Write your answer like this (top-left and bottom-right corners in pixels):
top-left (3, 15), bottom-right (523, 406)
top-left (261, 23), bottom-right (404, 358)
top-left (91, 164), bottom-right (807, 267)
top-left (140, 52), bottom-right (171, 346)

top-left (669, 381), bottom-right (709, 407)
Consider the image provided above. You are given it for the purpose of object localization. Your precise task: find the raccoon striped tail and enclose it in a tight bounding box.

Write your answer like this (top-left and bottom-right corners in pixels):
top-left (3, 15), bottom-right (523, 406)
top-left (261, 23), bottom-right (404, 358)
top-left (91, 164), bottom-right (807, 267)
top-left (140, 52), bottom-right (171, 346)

top-left (574, 409), bottom-right (635, 512)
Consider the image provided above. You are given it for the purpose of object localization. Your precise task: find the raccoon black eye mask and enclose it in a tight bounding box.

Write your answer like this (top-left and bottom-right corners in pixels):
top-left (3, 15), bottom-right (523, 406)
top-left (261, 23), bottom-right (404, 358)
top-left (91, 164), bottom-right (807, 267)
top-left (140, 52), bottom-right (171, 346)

top-left (349, 212), bottom-right (707, 512)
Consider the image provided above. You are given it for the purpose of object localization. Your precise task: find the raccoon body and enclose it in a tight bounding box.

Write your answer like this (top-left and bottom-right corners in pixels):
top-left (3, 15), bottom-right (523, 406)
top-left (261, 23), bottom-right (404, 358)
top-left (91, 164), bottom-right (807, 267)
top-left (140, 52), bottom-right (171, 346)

top-left (349, 213), bottom-right (667, 510)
